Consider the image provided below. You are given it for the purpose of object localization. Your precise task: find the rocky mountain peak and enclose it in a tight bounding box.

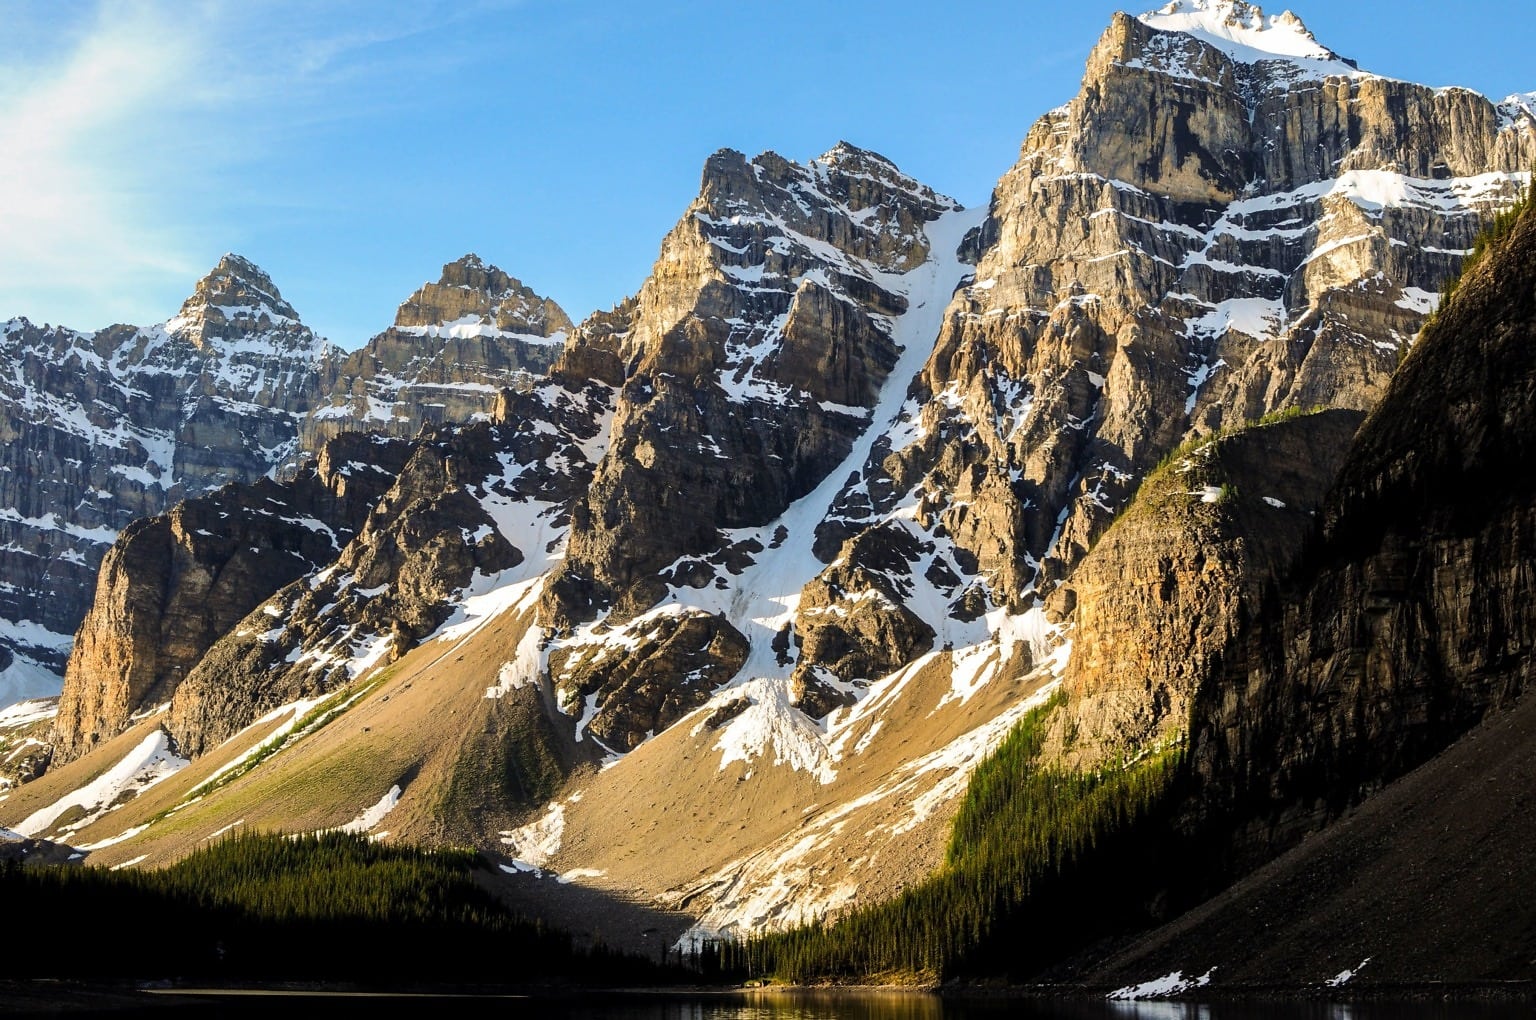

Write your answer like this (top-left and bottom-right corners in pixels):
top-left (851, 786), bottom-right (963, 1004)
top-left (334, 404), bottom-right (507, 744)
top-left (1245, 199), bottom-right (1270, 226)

top-left (296, 257), bottom-right (573, 459)
top-left (394, 255), bottom-right (573, 339)
top-left (692, 144), bottom-right (959, 278)
top-left (164, 253), bottom-right (306, 349)
top-left (1139, 0), bottom-right (1340, 63)
top-left (1094, 0), bottom-right (1361, 100)
top-left (813, 140), bottom-right (909, 182)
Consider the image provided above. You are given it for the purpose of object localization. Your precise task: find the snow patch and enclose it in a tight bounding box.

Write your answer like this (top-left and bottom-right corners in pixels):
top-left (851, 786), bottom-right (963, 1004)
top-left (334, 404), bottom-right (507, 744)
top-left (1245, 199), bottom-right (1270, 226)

top-left (16, 730), bottom-right (189, 838)
top-left (557, 867), bottom-right (606, 885)
top-left (1140, 1), bottom-right (1358, 75)
top-left (0, 696), bottom-right (58, 730)
top-left (1325, 957), bottom-right (1371, 987)
top-left (1108, 967), bottom-right (1216, 1000)
top-left (707, 677), bottom-right (838, 784)
top-left (499, 802), bottom-right (565, 868)
top-left (486, 621), bottom-right (543, 700)
top-left (339, 785), bottom-right (402, 834)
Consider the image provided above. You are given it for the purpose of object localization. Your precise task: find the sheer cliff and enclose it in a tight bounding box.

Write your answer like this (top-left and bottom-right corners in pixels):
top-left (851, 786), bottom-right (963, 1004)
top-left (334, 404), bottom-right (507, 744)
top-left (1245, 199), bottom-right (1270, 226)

top-left (1188, 194), bottom-right (1536, 854)
top-left (1079, 191), bottom-right (1536, 997)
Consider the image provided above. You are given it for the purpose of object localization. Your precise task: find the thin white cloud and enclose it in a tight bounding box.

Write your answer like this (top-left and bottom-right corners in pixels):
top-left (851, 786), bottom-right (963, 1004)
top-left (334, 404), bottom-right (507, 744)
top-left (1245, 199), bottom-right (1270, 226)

top-left (0, 0), bottom-right (484, 331)
top-left (0, 3), bottom-right (208, 326)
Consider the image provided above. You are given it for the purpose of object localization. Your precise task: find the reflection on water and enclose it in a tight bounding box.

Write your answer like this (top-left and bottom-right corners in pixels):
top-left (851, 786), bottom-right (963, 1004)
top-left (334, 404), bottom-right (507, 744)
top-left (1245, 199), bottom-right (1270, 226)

top-left (530, 990), bottom-right (1531, 1020)
top-left (132, 989), bottom-right (1534, 1020)
top-left (541, 990), bottom-right (949, 1020)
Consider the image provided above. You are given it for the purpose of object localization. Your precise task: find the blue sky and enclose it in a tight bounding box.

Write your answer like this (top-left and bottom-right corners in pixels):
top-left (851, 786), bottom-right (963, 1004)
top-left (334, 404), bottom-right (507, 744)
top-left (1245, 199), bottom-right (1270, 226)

top-left (4, 1), bottom-right (1534, 349)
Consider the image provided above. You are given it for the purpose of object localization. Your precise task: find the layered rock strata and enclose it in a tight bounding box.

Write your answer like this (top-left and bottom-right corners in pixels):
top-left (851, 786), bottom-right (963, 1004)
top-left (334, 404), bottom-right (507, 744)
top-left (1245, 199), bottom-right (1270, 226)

top-left (0, 256), bottom-right (336, 698)
top-left (803, 0), bottom-right (1534, 700)
top-left (21, 1), bottom-right (1536, 956)
top-left (301, 255), bottom-right (572, 454)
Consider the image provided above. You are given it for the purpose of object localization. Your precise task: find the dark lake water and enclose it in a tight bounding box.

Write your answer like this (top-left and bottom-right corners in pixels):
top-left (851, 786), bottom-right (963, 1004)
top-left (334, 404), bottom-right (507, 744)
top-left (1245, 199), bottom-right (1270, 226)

top-left (101, 988), bottom-right (1531, 1019)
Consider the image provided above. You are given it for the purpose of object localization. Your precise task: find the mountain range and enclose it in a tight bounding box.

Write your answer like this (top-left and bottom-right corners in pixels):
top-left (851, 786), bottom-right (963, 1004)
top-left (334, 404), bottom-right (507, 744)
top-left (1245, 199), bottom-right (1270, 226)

top-left (2, 0), bottom-right (1535, 991)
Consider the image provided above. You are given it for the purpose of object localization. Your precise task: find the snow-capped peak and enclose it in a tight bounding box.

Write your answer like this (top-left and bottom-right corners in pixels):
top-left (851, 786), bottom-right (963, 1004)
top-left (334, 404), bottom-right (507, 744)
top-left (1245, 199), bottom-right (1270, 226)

top-left (1499, 91), bottom-right (1536, 130)
top-left (1140, 0), bottom-right (1356, 71)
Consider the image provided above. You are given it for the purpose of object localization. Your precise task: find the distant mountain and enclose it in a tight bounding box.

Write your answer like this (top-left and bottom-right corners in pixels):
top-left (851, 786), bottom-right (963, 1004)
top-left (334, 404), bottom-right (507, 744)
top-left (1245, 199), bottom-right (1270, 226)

top-left (3, 0), bottom-right (1534, 986)
top-left (299, 254), bottom-right (572, 456)
top-left (0, 255), bottom-right (336, 704)
top-left (0, 254), bottom-right (571, 714)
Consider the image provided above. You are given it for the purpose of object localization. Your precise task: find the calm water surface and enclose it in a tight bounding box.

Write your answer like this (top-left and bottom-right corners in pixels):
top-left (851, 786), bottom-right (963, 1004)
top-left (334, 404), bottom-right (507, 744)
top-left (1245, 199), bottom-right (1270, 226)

top-left (133, 989), bottom-right (1532, 1019)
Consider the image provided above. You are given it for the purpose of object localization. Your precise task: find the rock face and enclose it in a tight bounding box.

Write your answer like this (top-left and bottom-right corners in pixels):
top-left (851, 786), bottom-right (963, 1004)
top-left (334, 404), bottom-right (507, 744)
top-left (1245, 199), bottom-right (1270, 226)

top-left (300, 255), bottom-right (572, 454)
top-left (1067, 196), bottom-right (1536, 998)
top-left (546, 609), bottom-right (749, 753)
top-left (0, 255), bottom-right (336, 701)
top-left (816, 0), bottom-right (1535, 639)
top-left (165, 374), bottom-right (613, 757)
top-left (540, 143), bottom-right (961, 631)
top-left (1188, 198), bottom-right (1536, 857)
top-left (51, 433), bottom-right (412, 763)
top-left (1041, 408), bottom-right (1362, 770)
top-left (788, 523), bottom-right (942, 716)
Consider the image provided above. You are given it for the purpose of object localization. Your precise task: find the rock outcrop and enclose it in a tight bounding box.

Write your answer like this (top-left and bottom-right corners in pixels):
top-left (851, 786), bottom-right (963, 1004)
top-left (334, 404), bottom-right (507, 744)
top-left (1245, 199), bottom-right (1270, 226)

top-left (51, 433), bottom-right (412, 763)
top-left (1041, 407), bottom-right (1363, 770)
top-left (300, 255), bottom-right (572, 454)
top-left (546, 608), bottom-right (749, 753)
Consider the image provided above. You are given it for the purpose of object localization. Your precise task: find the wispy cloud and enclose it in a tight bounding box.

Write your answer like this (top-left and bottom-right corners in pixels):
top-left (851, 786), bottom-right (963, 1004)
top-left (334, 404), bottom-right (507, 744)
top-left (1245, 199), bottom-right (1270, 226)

top-left (0, 3), bottom-right (209, 325)
top-left (0, 0), bottom-right (475, 329)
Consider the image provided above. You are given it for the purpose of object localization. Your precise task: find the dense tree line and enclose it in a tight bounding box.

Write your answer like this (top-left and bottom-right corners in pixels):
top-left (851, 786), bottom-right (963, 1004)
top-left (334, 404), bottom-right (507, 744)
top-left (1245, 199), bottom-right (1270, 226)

top-left (723, 696), bottom-right (1186, 983)
top-left (1, 830), bottom-right (669, 985)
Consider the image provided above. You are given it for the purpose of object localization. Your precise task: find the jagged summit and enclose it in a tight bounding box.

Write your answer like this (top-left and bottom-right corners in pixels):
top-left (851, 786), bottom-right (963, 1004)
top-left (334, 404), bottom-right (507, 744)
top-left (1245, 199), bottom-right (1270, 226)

top-left (1140, 0), bottom-right (1337, 59)
top-left (812, 140), bottom-right (905, 177)
top-left (1131, 0), bottom-right (1360, 82)
top-left (164, 253), bottom-right (311, 349)
top-left (295, 256), bottom-right (572, 458)
top-left (393, 255), bottom-right (572, 340)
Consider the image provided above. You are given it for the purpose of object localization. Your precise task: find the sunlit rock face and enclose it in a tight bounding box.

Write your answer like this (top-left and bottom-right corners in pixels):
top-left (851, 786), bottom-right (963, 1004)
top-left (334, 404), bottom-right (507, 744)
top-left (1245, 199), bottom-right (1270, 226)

top-left (819, 0), bottom-right (1535, 634)
top-left (299, 254), bottom-right (573, 455)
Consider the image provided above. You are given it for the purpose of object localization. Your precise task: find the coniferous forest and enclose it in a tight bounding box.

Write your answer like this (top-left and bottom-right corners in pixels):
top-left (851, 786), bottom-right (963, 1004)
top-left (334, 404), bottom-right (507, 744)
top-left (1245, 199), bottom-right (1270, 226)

top-left (0, 831), bottom-right (673, 985)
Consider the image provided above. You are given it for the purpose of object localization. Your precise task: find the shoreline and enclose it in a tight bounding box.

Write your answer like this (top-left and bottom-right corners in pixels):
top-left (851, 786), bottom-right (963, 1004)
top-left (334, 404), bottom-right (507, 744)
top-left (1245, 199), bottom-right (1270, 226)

top-left (2, 976), bottom-right (1533, 1012)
